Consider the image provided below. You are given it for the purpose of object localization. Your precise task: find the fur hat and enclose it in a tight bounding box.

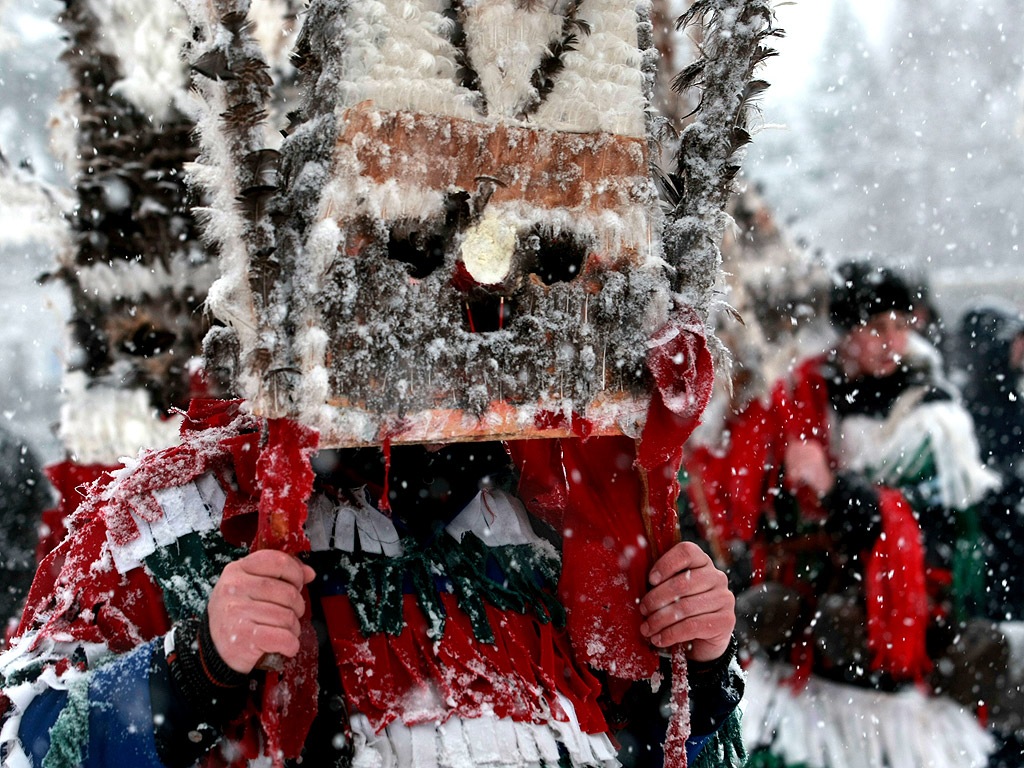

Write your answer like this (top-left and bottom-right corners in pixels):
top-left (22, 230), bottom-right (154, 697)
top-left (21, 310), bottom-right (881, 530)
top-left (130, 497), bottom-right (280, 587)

top-left (829, 261), bottom-right (916, 331)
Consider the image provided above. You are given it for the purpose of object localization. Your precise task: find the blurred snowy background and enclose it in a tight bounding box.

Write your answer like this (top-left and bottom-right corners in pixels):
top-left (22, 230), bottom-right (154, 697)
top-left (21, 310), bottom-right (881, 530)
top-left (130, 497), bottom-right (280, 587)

top-left (1, 0), bottom-right (1023, 462)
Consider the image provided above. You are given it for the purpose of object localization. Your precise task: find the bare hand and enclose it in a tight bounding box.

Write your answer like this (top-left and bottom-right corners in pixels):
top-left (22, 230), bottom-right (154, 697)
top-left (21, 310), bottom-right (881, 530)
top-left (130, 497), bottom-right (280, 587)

top-left (639, 542), bottom-right (735, 662)
top-left (207, 549), bottom-right (316, 674)
top-left (784, 439), bottom-right (835, 497)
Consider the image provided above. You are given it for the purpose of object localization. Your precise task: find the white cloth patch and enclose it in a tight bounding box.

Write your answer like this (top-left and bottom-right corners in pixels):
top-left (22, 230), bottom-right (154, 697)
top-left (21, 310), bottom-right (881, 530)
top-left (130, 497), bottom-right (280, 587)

top-left (445, 489), bottom-right (553, 552)
top-left (322, 488), bottom-right (403, 557)
top-left (107, 473), bottom-right (228, 573)
top-left (306, 493), bottom-right (337, 552)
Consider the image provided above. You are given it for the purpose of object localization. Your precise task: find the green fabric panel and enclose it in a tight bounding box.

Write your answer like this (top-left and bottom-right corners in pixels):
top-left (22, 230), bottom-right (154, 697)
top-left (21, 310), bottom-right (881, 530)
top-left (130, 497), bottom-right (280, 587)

top-left (408, 555), bottom-right (446, 640)
top-left (743, 747), bottom-right (807, 768)
top-left (692, 709), bottom-right (747, 768)
top-left (1, 660), bottom-right (46, 688)
top-left (869, 436), bottom-right (935, 489)
top-left (440, 538), bottom-right (495, 643)
top-left (953, 505), bottom-right (988, 619)
top-left (144, 531), bottom-right (245, 623)
top-left (379, 559), bottom-right (407, 637)
top-left (341, 552), bottom-right (381, 636)
top-left (322, 531), bottom-right (561, 644)
top-left (42, 676), bottom-right (90, 768)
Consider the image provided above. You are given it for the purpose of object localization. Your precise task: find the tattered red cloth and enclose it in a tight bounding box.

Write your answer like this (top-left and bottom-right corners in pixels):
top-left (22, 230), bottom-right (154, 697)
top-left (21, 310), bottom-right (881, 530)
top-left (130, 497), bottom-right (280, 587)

top-left (33, 461), bottom-right (119, 600)
top-left (323, 594), bottom-right (608, 733)
top-left (685, 398), bottom-right (777, 547)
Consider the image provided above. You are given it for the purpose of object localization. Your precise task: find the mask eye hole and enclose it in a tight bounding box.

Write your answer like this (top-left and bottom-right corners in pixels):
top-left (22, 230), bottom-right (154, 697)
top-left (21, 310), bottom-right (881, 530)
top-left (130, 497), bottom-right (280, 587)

top-left (386, 222), bottom-right (446, 280)
top-left (525, 228), bottom-right (588, 285)
top-left (120, 323), bottom-right (177, 357)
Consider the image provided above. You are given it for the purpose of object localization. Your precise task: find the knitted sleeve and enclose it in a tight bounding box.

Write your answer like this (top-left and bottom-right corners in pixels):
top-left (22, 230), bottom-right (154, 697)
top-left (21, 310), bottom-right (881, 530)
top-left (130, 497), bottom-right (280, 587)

top-left (152, 614), bottom-right (252, 767)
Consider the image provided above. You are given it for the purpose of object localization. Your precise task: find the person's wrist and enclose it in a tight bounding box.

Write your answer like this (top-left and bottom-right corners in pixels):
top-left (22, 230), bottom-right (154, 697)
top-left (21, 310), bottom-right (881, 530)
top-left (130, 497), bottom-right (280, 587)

top-left (198, 610), bottom-right (251, 686)
top-left (166, 614), bottom-right (251, 727)
top-left (688, 635), bottom-right (737, 676)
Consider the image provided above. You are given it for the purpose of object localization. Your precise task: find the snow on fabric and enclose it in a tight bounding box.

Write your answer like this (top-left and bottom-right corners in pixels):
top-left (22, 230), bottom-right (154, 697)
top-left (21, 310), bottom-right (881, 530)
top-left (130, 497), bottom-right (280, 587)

top-left (741, 658), bottom-right (994, 768)
top-left (1, 400), bottom-right (671, 768)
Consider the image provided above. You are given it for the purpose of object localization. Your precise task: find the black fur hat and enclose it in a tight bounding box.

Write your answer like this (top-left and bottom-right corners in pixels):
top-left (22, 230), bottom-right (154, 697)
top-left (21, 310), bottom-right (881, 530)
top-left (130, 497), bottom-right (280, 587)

top-left (829, 261), bottom-right (916, 331)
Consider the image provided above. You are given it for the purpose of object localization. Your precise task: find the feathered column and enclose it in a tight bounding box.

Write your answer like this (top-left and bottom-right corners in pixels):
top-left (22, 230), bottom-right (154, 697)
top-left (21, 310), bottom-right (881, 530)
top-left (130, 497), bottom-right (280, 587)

top-left (661, 0), bottom-right (782, 312)
top-left (178, 0), bottom-right (289, 413)
top-left (652, 2), bottom-right (782, 764)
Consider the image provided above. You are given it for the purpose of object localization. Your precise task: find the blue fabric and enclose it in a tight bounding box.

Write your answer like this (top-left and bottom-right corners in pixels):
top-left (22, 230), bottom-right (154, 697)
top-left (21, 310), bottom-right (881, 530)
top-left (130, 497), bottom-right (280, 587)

top-left (686, 732), bottom-right (713, 765)
top-left (18, 687), bottom-right (68, 764)
top-left (17, 640), bottom-right (167, 768)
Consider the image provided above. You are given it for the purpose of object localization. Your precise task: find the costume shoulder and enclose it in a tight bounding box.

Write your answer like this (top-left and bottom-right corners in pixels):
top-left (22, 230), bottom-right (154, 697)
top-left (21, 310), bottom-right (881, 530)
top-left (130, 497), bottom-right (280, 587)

top-left (10, 400), bottom-right (260, 663)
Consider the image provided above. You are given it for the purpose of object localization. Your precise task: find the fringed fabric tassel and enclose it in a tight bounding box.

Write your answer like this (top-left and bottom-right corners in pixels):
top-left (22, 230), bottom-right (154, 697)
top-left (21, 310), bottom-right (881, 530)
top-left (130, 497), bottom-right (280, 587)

top-left (322, 593), bottom-right (609, 735)
top-left (41, 676), bottom-right (90, 768)
top-left (691, 710), bottom-right (746, 768)
top-left (320, 533), bottom-right (562, 646)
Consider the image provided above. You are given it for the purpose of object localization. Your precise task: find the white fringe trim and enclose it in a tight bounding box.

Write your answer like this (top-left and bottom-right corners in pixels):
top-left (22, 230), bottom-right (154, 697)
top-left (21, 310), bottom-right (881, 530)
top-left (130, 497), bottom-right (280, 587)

top-left (349, 696), bottom-right (619, 768)
top-left (533, 0), bottom-right (647, 137)
top-left (839, 397), bottom-right (1001, 510)
top-left (741, 659), bottom-right (995, 768)
top-left (337, 0), bottom-right (479, 119)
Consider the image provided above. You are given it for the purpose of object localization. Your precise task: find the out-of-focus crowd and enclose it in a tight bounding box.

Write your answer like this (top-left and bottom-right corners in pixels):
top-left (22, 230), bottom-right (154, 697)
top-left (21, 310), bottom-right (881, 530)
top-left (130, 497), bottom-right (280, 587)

top-left (682, 259), bottom-right (1024, 768)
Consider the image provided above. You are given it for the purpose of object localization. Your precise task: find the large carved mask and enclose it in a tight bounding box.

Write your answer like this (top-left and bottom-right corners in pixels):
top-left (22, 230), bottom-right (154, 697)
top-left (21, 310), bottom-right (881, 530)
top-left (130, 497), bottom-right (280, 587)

top-left (188, 0), bottom-right (778, 447)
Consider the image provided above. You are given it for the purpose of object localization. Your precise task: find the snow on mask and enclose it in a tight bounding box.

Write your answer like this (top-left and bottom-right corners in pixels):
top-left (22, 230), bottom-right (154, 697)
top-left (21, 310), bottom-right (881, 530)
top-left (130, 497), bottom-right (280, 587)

top-left (182, 0), bottom-right (780, 448)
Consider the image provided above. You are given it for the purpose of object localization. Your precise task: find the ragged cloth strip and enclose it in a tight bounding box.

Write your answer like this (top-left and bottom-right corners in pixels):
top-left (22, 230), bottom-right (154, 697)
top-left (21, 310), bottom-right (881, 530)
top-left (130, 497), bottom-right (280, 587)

top-left (254, 418), bottom-right (320, 766)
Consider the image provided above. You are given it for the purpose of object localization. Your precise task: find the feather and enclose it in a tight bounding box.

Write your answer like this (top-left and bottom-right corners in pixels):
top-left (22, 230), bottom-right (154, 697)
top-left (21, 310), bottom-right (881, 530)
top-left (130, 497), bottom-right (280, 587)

top-left (192, 49), bottom-right (237, 81)
top-left (244, 148), bottom-right (282, 189)
top-left (521, 0), bottom-right (589, 119)
top-left (652, 165), bottom-right (685, 212)
top-left (220, 102), bottom-right (269, 135)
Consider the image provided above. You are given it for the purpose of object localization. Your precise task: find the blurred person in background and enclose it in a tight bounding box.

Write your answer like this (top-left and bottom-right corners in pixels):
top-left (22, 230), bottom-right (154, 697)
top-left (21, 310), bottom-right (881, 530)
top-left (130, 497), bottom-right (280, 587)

top-left (0, 424), bottom-right (50, 638)
top-left (954, 300), bottom-right (1024, 768)
top-left (746, 261), bottom-right (1003, 683)
top-left (957, 300), bottom-right (1024, 480)
top-left (686, 259), bottom-right (1015, 766)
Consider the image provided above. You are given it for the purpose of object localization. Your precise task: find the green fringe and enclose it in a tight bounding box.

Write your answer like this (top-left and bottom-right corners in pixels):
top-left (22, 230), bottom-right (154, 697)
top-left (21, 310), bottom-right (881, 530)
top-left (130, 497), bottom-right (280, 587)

top-left (42, 676), bottom-right (91, 768)
top-left (692, 709), bottom-right (747, 768)
top-left (323, 531), bottom-right (562, 644)
top-left (144, 532), bottom-right (247, 622)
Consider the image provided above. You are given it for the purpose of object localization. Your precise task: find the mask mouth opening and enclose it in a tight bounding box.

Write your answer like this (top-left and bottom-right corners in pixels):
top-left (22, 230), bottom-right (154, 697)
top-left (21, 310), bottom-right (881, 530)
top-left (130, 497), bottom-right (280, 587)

top-left (463, 291), bottom-right (515, 334)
